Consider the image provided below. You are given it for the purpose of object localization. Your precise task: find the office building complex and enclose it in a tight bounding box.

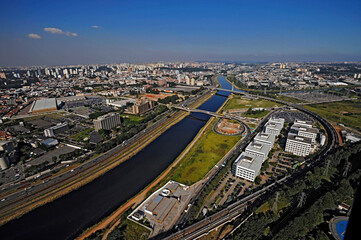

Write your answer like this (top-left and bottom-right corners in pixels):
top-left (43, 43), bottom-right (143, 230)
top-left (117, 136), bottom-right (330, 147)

top-left (285, 135), bottom-right (312, 156)
top-left (94, 112), bottom-right (121, 131)
top-left (285, 119), bottom-right (318, 156)
top-left (233, 117), bottom-right (285, 182)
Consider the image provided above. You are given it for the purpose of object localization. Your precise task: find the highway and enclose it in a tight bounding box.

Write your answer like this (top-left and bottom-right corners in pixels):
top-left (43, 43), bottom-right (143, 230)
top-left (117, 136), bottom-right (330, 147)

top-left (0, 91), bottom-right (212, 223)
top-left (158, 86), bottom-right (339, 239)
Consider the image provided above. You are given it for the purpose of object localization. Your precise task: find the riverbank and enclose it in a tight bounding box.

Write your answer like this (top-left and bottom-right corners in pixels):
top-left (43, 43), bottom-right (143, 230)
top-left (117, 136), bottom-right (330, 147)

top-left (0, 91), bottom-right (214, 228)
top-left (89, 82), bottom-right (241, 240)
top-left (71, 91), bottom-right (215, 240)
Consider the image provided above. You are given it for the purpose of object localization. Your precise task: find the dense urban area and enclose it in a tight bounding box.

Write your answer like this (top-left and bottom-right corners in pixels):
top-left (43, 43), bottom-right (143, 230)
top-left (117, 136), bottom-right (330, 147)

top-left (0, 61), bottom-right (360, 240)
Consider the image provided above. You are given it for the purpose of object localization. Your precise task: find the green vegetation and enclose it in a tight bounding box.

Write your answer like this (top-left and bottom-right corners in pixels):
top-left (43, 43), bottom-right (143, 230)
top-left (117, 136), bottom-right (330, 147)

top-left (107, 219), bottom-right (150, 240)
top-left (304, 99), bottom-right (361, 130)
top-left (232, 141), bottom-right (361, 240)
top-left (223, 96), bottom-right (281, 111)
top-left (256, 196), bottom-right (290, 214)
top-left (71, 128), bottom-right (94, 142)
top-left (86, 212), bottom-right (150, 240)
top-left (166, 118), bottom-right (240, 185)
top-left (158, 94), bottom-right (179, 104)
top-left (243, 108), bottom-right (270, 118)
top-left (119, 114), bottom-right (144, 123)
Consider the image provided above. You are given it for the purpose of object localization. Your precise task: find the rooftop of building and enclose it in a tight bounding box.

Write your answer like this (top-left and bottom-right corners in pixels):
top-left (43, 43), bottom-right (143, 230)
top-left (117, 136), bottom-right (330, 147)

top-left (255, 132), bottom-right (276, 143)
top-left (30, 98), bottom-right (57, 112)
top-left (235, 152), bottom-right (263, 173)
top-left (287, 134), bottom-right (312, 144)
top-left (95, 112), bottom-right (120, 120)
top-left (246, 140), bottom-right (271, 155)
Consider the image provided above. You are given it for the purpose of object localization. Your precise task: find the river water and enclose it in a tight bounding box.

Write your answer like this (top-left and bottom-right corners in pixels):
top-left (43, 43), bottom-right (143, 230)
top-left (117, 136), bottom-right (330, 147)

top-left (0, 76), bottom-right (233, 240)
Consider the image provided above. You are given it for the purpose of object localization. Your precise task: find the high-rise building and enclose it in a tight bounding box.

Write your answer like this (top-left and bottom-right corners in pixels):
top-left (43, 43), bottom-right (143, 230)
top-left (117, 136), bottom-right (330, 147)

top-left (285, 135), bottom-right (312, 157)
top-left (132, 100), bottom-right (156, 115)
top-left (94, 113), bottom-right (122, 131)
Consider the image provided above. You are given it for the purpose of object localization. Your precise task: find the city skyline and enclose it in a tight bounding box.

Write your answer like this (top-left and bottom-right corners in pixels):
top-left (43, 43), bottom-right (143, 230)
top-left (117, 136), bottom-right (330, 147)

top-left (1, 0), bottom-right (361, 66)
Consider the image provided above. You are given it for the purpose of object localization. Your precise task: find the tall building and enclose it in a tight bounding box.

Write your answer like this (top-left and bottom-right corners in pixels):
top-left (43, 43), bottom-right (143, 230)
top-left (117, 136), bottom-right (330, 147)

top-left (233, 152), bottom-right (263, 182)
top-left (132, 100), bottom-right (156, 115)
top-left (94, 113), bottom-right (122, 131)
top-left (285, 135), bottom-right (312, 157)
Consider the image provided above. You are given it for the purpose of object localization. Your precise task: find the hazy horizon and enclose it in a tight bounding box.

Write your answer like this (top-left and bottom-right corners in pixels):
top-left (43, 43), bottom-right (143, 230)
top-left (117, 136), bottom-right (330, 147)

top-left (1, 0), bottom-right (361, 66)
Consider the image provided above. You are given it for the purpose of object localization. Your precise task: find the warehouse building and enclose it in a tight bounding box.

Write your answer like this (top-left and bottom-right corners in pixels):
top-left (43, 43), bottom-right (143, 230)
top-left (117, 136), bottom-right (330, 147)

top-left (44, 123), bottom-right (69, 137)
top-left (29, 98), bottom-right (58, 114)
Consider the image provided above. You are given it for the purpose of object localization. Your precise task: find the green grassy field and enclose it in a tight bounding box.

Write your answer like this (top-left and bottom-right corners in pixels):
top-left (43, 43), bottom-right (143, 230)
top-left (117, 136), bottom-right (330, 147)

top-left (169, 118), bottom-right (241, 185)
top-left (223, 96), bottom-right (282, 111)
top-left (243, 110), bottom-right (270, 118)
top-left (119, 113), bottom-right (144, 123)
top-left (71, 128), bottom-right (94, 142)
top-left (304, 100), bottom-right (361, 130)
top-left (256, 196), bottom-right (290, 214)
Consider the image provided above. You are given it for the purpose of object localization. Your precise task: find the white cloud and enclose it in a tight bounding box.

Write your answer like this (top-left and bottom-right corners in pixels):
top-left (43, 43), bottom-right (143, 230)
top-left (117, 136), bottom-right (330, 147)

top-left (91, 25), bottom-right (100, 29)
top-left (65, 32), bottom-right (78, 37)
top-left (43, 27), bottom-right (78, 37)
top-left (27, 33), bottom-right (41, 39)
top-left (44, 27), bottom-right (64, 34)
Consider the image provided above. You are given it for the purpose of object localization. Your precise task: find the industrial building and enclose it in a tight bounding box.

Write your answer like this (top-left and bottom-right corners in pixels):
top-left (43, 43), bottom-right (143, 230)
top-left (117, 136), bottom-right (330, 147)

top-left (29, 98), bottom-right (58, 114)
top-left (44, 123), bottom-right (69, 137)
top-left (93, 112), bottom-right (121, 131)
top-left (0, 141), bottom-right (16, 170)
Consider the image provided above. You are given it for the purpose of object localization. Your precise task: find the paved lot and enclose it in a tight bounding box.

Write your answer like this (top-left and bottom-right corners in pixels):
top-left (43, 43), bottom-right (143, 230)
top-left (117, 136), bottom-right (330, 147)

top-left (27, 145), bottom-right (76, 166)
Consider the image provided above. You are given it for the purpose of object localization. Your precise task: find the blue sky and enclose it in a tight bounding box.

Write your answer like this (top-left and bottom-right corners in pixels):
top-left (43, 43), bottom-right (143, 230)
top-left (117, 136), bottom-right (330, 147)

top-left (0, 0), bottom-right (361, 66)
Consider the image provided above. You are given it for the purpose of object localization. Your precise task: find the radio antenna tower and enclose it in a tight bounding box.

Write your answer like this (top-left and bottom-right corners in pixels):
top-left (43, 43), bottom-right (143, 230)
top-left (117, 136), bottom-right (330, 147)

top-left (297, 192), bottom-right (306, 208)
top-left (343, 162), bottom-right (352, 177)
top-left (323, 160), bottom-right (331, 177)
top-left (272, 192), bottom-right (279, 212)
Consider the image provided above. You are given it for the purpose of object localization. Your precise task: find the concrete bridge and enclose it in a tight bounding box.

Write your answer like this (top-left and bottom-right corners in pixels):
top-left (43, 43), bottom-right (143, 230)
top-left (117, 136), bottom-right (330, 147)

top-left (173, 106), bottom-right (234, 119)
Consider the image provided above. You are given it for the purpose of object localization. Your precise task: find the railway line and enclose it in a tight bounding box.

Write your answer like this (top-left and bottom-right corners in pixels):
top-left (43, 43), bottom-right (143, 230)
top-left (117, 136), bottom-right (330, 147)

top-left (159, 87), bottom-right (339, 239)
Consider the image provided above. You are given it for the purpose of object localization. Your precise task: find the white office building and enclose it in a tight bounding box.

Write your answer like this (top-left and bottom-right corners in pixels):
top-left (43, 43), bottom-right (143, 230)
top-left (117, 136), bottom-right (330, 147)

top-left (285, 135), bottom-right (312, 156)
top-left (245, 141), bottom-right (271, 162)
top-left (254, 132), bottom-right (276, 146)
top-left (264, 118), bottom-right (284, 136)
top-left (234, 152), bottom-right (263, 182)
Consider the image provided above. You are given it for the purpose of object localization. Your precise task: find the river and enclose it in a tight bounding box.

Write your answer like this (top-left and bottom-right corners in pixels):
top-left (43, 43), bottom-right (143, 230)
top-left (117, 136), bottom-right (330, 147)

top-left (0, 76), bottom-right (233, 240)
